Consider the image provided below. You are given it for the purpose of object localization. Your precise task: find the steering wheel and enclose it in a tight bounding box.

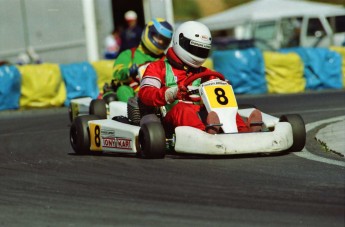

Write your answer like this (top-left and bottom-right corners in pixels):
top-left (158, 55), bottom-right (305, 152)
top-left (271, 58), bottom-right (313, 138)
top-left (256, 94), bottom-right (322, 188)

top-left (183, 71), bottom-right (225, 87)
top-left (178, 71), bottom-right (225, 101)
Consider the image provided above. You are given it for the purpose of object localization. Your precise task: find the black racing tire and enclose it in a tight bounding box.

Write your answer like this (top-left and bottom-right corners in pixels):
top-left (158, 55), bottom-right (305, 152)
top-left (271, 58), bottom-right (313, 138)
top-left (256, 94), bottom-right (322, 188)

top-left (89, 99), bottom-right (107, 119)
top-left (138, 122), bottom-right (166, 159)
top-left (70, 115), bottom-right (100, 155)
top-left (280, 114), bottom-right (306, 152)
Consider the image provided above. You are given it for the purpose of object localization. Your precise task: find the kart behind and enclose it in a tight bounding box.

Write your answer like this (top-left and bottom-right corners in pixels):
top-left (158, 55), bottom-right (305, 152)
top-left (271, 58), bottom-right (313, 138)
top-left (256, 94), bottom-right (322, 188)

top-left (68, 64), bottom-right (149, 122)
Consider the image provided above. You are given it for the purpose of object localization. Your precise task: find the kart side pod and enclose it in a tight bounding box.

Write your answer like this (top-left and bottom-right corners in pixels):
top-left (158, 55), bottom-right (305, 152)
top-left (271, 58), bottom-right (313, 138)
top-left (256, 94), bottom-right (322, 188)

top-left (174, 122), bottom-right (294, 155)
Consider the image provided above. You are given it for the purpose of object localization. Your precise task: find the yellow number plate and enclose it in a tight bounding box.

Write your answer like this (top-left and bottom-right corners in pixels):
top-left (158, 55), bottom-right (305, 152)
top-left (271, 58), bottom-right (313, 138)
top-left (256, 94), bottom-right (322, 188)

top-left (89, 122), bottom-right (102, 151)
top-left (204, 85), bottom-right (237, 108)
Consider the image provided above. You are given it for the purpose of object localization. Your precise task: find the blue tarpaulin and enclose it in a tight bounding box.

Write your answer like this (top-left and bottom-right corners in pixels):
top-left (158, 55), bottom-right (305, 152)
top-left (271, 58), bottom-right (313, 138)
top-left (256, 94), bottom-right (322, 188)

top-left (212, 48), bottom-right (267, 94)
top-left (0, 65), bottom-right (21, 110)
top-left (60, 62), bottom-right (99, 106)
top-left (280, 47), bottom-right (342, 90)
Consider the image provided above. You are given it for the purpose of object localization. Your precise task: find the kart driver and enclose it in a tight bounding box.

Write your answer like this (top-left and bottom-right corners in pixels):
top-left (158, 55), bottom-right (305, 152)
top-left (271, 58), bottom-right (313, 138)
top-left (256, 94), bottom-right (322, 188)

top-left (107, 18), bottom-right (173, 103)
top-left (138, 21), bottom-right (262, 134)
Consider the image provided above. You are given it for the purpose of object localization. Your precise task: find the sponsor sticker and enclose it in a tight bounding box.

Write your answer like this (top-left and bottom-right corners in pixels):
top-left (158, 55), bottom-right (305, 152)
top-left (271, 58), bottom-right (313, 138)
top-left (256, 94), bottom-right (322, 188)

top-left (89, 123), bottom-right (132, 151)
top-left (102, 137), bottom-right (132, 150)
top-left (190, 40), bottom-right (211, 49)
top-left (201, 35), bottom-right (209, 41)
top-left (101, 129), bottom-right (115, 137)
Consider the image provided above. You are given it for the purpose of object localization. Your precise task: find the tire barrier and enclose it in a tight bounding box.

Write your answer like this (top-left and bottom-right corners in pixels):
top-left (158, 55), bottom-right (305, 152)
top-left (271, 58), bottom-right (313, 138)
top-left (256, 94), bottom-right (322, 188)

top-left (91, 60), bottom-right (114, 92)
top-left (329, 46), bottom-right (345, 87)
top-left (18, 63), bottom-right (66, 108)
top-left (263, 51), bottom-right (305, 94)
top-left (0, 65), bottom-right (21, 110)
top-left (0, 46), bottom-right (344, 111)
top-left (60, 62), bottom-right (100, 106)
top-left (280, 47), bottom-right (343, 90)
top-left (212, 47), bottom-right (267, 94)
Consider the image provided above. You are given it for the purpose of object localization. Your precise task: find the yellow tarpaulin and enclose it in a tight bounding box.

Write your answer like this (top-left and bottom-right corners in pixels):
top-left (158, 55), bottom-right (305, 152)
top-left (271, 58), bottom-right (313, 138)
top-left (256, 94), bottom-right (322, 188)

top-left (330, 46), bottom-right (345, 87)
top-left (18, 63), bottom-right (66, 108)
top-left (91, 60), bottom-right (114, 91)
top-left (264, 51), bottom-right (305, 93)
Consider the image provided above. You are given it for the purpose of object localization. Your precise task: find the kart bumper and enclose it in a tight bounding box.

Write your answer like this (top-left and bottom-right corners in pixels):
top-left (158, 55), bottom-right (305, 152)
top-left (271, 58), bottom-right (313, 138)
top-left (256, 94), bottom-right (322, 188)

top-left (174, 122), bottom-right (293, 155)
top-left (70, 97), bottom-right (92, 120)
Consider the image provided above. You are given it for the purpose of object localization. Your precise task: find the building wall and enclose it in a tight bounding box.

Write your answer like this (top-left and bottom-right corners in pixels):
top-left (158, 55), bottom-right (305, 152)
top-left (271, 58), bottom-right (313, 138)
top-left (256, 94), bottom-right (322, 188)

top-left (0, 0), bottom-right (113, 64)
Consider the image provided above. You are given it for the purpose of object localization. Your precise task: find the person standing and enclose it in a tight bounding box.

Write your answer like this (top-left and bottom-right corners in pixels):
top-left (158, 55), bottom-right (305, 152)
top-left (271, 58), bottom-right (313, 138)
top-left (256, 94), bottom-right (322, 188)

top-left (119, 10), bottom-right (143, 53)
top-left (104, 28), bottom-right (121, 59)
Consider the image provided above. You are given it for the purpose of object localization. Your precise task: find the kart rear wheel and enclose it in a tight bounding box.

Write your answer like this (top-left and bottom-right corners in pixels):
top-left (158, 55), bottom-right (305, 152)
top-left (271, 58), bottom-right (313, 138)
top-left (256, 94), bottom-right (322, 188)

top-left (138, 122), bottom-right (166, 159)
top-left (89, 99), bottom-right (107, 119)
top-left (280, 114), bottom-right (306, 152)
top-left (70, 115), bottom-right (100, 155)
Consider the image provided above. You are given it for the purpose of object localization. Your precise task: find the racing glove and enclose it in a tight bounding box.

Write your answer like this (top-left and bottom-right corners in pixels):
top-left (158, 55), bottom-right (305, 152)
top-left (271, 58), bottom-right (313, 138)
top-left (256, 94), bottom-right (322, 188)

top-left (129, 64), bottom-right (138, 78)
top-left (164, 86), bottom-right (188, 104)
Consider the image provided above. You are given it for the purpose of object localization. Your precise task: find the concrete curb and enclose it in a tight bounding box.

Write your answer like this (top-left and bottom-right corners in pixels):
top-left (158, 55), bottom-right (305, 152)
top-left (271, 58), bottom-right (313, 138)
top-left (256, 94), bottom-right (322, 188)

top-left (314, 116), bottom-right (345, 157)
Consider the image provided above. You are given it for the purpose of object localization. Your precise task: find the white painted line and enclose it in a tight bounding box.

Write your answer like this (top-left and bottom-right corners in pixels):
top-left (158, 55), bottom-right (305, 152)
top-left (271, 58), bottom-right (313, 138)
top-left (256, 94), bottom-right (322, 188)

top-left (294, 116), bottom-right (345, 167)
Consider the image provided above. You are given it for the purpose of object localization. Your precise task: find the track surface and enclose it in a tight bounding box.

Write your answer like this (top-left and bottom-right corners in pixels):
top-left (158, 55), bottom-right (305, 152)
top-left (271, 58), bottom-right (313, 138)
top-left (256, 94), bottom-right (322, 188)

top-left (0, 90), bottom-right (344, 227)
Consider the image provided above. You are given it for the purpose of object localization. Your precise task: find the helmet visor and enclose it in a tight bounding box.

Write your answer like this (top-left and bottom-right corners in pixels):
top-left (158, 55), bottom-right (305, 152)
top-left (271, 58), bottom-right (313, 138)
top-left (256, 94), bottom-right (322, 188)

top-left (179, 33), bottom-right (211, 58)
top-left (149, 30), bottom-right (171, 50)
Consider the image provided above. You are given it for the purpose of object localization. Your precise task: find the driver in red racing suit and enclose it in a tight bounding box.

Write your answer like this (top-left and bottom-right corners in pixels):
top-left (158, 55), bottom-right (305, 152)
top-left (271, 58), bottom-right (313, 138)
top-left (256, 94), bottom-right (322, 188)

top-left (138, 21), bottom-right (261, 134)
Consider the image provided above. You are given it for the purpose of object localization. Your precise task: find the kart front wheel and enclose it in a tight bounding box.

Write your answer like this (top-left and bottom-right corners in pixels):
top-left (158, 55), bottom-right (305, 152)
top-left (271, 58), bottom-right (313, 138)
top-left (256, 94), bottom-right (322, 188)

top-left (89, 99), bottom-right (107, 119)
top-left (280, 114), bottom-right (306, 152)
top-left (138, 122), bottom-right (166, 159)
top-left (70, 115), bottom-right (100, 155)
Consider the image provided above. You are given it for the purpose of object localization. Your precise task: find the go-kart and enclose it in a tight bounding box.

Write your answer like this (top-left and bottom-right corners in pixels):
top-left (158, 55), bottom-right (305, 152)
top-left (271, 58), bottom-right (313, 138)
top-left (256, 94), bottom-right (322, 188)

top-left (69, 72), bottom-right (306, 158)
top-left (68, 64), bottom-right (149, 122)
top-left (68, 81), bottom-right (118, 122)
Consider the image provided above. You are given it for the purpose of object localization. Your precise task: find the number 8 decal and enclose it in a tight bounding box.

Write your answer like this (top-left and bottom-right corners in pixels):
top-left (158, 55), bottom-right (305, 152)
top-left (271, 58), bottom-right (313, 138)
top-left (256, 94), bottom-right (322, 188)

top-left (204, 84), bottom-right (236, 108)
top-left (95, 125), bottom-right (101, 147)
top-left (214, 88), bottom-right (228, 105)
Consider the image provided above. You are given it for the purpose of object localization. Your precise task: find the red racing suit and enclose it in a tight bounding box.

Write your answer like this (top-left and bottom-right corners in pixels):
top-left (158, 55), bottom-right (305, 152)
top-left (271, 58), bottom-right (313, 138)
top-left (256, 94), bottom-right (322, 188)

top-left (138, 47), bottom-right (249, 133)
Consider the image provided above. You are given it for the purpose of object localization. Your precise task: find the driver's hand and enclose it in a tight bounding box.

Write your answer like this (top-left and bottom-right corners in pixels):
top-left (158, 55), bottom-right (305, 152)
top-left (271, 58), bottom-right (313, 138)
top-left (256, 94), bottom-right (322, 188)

top-left (177, 85), bottom-right (188, 100)
top-left (129, 64), bottom-right (138, 78)
top-left (164, 86), bottom-right (189, 104)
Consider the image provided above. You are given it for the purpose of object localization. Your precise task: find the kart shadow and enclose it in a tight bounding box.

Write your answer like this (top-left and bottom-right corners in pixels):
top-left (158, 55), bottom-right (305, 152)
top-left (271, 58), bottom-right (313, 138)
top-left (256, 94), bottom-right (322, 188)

top-left (68, 152), bottom-right (137, 159)
top-left (167, 151), bottom-right (290, 160)
top-left (68, 150), bottom-right (291, 160)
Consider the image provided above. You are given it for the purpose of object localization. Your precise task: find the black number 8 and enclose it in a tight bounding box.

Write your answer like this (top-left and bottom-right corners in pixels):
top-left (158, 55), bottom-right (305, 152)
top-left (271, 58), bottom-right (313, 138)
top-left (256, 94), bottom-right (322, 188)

top-left (214, 88), bottom-right (228, 105)
top-left (95, 125), bottom-right (101, 147)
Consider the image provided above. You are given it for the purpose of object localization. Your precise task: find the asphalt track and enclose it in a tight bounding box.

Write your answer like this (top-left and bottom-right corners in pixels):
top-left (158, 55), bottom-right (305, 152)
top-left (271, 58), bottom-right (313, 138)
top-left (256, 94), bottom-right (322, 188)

top-left (0, 90), bottom-right (344, 227)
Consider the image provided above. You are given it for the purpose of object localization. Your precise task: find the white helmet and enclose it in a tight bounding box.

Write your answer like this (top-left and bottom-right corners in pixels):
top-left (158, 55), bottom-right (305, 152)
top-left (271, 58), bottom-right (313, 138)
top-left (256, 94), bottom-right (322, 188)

top-left (172, 21), bottom-right (212, 68)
